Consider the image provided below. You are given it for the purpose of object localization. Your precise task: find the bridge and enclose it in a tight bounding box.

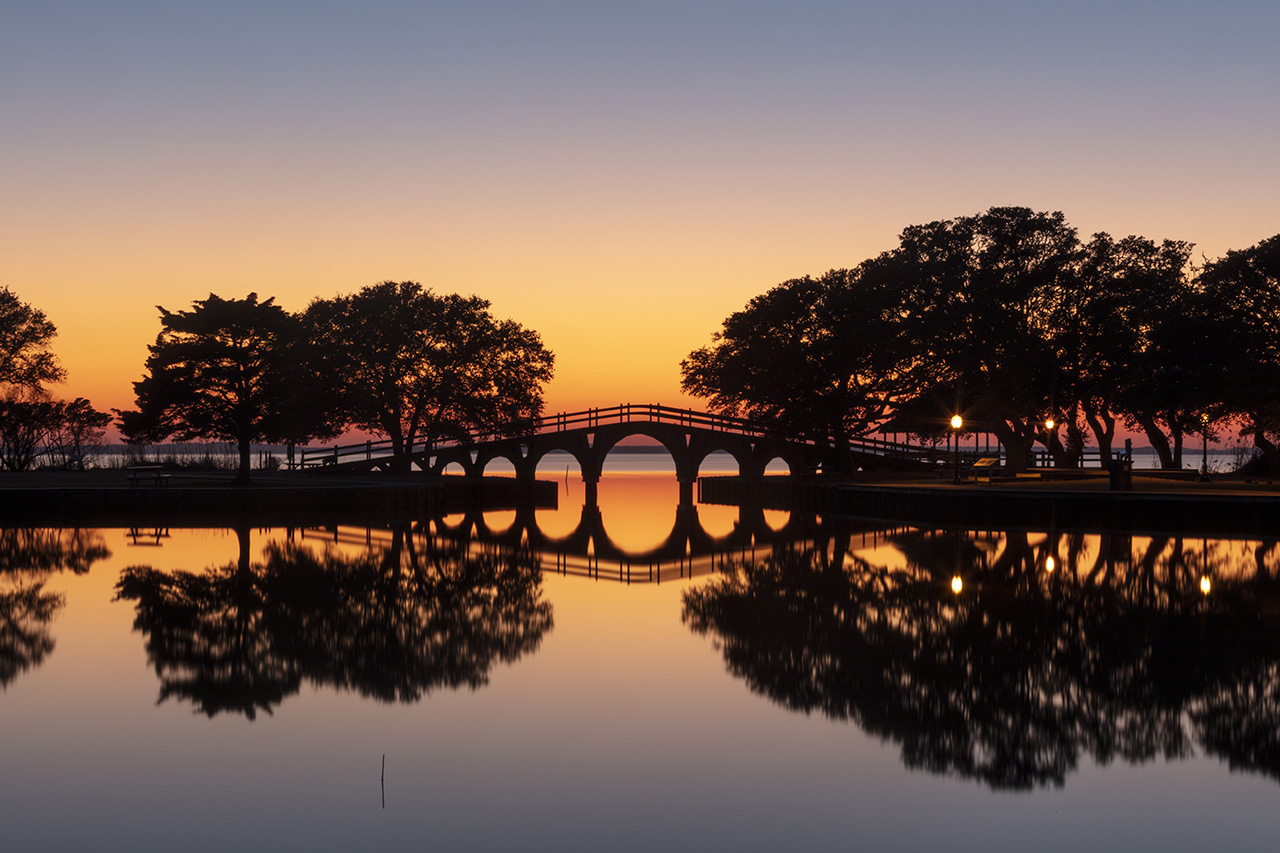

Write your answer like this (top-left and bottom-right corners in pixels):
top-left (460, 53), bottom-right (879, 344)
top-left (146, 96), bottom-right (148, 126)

top-left (299, 403), bottom-right (957, 503)
top-left (299, 503), bottom-right (913, 586)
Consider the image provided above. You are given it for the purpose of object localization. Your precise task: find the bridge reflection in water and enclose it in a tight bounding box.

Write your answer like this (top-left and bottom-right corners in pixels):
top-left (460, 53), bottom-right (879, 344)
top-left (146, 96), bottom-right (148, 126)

top-left (297, 500), bottom-right (874, 586)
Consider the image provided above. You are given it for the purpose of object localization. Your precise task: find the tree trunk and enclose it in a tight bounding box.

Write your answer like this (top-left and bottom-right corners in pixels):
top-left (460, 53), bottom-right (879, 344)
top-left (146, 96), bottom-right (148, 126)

top-left (830, 425), bottom-right (855, 475)
top-left (234, 523), bottom-right (252, 573)
top-left (1045, 429), bottom-right (1065, 467)
top-left (993, 420), bottom-right (1035, 474)
top-left (1082, 402), bottom-right (1115, 468)
top-left (1063, 419), bottom-right (1086, 469)
top-left (236, 436), bottom-right (252, 484)
top-left (1252, 424), bottom-right (1280, 477)
top-left (1137, 417), bottom-right (1174, 469)
top-left (386, 422), bottom-right (413, 474)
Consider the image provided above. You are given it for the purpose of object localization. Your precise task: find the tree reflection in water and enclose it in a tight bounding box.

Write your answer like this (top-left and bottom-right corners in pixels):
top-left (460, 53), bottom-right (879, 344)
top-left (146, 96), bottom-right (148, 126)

top-left (0, 529), bottom-right (111, 687)
top-left (114, 526), bottom-right (553, 719)
top-left (683, 529), bottom-right (1280, 790)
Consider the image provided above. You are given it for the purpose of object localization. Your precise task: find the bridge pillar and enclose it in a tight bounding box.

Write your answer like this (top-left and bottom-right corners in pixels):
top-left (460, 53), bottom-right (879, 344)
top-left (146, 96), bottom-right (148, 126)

top-left (583, 477), bottom-right (599, 506)
top-left (673, 503), bottom-right (700, 554)
top-left (739, 505), bottom-right (768, 543)
top-left (678, 479), bottom-right (695, 506)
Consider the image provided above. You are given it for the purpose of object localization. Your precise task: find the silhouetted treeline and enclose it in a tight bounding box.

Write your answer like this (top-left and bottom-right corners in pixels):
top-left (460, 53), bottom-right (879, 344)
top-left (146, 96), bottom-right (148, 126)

top-left (684, 208), bottom-right (1280, 473)
top-left (0, 288), bottom-right (111, 471)
top-left (114, 526), bottom-right (553, 719)
top-left (683, 529), bottom-right (1280, 789)
top-left (0, 529), bottom-right (111, 687)
top-left (116, 282), bottom-right (554, 482)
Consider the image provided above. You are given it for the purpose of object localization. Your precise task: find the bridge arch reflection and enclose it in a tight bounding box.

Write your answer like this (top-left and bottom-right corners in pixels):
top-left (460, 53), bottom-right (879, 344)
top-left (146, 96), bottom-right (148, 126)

top-left (421, 500), bottom-right (828, 584)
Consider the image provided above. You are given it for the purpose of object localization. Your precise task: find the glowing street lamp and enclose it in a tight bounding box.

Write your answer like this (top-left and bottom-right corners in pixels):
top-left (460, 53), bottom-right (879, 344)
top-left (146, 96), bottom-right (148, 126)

top-left (1200, 413), bottom-right (1211, 482)
top-left (1044, 418), bottom-right (1055, 469)
top-left (951, 415), bottom-right (963, 484)
top-left (951, 575), bottom-right (963, 594)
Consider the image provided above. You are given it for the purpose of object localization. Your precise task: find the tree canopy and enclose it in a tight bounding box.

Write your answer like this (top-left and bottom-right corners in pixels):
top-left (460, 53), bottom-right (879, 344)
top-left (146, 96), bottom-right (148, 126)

top-left (0, 287), bottom-right (63, 391)
top-left (684, 206), bottom-right (1274, 472)
top-left (681, 269), bottom-right (902, 470)
top-left (114, 525), bottom-right (552, 718)
top-left (118, 293), bottom-right (321, 482)
top-left (683, 527), bottom-right (1280, 789)
top-left (305, 281), bottom-right (554, 468)
top-left (1199, 235), bottom-right (1280, 473)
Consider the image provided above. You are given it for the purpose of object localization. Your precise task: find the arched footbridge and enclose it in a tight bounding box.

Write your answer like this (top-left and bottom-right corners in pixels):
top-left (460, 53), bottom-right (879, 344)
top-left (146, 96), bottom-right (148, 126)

top-left (299, 403), bottom-right (947, 502)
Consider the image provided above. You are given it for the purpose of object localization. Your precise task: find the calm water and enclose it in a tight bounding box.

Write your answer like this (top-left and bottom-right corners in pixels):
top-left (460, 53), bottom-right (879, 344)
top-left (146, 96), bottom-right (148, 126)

top-left (4, 467), bottom-right (1280, 851)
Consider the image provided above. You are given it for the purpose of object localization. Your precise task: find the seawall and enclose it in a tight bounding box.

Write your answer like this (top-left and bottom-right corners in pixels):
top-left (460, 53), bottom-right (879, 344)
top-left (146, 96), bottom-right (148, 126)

top-left (0, 475), bottom-right (558, 527)
top-left (698, 475), bottom-right (1280, 537)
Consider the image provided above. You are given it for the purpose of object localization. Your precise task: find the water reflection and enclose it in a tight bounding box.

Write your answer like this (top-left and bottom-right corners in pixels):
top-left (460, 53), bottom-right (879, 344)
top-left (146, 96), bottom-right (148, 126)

top-left (433, 501), bottom-right (821, 584)
top-left (114, 525), bottom-right (553, 719)
top-left (683, 527), bottom-right (1280, 789)
top-left (0, 529), bottom-right (111, 688)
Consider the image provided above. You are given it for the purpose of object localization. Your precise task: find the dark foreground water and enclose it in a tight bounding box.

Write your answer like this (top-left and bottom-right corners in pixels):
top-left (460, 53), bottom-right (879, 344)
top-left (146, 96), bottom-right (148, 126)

top-left (3, 473), bottom-right (1280, 851)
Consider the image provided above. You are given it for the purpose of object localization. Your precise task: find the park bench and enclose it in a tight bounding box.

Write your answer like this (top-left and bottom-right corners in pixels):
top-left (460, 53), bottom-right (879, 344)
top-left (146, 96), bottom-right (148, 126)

top-left (126, 465), bottom-right (171, 487)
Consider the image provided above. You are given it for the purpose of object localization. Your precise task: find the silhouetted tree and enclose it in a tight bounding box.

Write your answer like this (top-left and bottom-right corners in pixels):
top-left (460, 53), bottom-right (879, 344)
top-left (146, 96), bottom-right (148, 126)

top-left (0, 528), bottom-right (111, 575)
top-left (1113, 286), bottom-right (1225, 469)
top-left (681, 269), bottom-right (903, 471)
top-left (0, 390), bottom-right (61, 471)
top-left (1067, 234), bottom-right (1196, 466)
top-left (117, 293), bottom-right (326, 483)
top-left (0, 287), bottom-right (63, 390)
top-left (684, 528), bottom-right (1280, 789)
top-left (43, 397), bottom-right (112, 470)
top-left (114, 525), bottom-right (553, 718)
top-left (867, 207), bottom-right (1082, 473)
top-left (0, 529), bottom-right (110, 688)
top-left (258, 532), bottom-right (553, 701)
top-left (0, 582), bottom-right (61, 688)
top-left (305, 282), bottom-right (554, 470)
top-left (1199, 234), bottom-right (1280, 474)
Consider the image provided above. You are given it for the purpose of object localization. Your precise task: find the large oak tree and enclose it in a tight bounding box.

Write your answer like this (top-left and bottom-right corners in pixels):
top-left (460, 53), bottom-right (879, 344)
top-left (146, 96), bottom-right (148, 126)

top-left (1199, 234), bottom-right (1280, 473)
top-left (681, 268), bottom-right (903, 472)
top-left (305, 281), bottom-right (554, 471)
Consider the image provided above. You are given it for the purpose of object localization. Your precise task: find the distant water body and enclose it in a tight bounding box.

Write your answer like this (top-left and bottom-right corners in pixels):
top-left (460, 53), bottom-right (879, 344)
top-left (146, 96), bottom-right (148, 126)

top-left (99, 444), bottom-right (1246, 474)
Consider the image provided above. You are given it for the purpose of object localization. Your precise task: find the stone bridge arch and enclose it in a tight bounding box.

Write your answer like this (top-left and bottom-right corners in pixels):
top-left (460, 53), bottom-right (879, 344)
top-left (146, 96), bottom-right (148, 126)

top-left (412, 422), bottom-right (820, 504)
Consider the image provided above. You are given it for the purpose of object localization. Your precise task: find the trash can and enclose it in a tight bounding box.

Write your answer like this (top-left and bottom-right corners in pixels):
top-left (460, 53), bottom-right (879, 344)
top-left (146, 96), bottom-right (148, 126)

top-left (1108, 458), bottom-right (1132, 491)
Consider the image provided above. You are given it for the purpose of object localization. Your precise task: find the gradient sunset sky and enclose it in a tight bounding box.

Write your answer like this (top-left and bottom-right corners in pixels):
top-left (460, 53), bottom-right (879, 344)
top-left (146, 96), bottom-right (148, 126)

top-left (4, 0), bottom-right (1277, 418)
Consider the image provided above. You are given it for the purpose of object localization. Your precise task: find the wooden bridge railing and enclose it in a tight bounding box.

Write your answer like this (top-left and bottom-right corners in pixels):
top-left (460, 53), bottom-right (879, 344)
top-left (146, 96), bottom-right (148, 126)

top-left (296, 403), bottom-right (976, 470)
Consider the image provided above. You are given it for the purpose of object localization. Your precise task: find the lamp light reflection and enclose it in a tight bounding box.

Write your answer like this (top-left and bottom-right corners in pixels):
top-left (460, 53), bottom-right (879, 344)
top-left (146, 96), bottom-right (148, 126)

top-left (950, 415), bottom-right (963, 484)
top-left (951, 575), bottom-right (963, 594)
top-left (1200, 576), bottom-right (1212, 595)
top-left (1045, 555), bottom-right (1055, 572)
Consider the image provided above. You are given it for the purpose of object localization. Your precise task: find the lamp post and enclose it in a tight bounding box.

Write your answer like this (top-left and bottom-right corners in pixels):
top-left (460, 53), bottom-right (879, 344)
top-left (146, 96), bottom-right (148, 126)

top-left (1200, 413), bottom-right (1211, 482)
top-left (1043, 418), bottom-right (1055, 469)
top-left (951, 415), bottom-right (963, 484)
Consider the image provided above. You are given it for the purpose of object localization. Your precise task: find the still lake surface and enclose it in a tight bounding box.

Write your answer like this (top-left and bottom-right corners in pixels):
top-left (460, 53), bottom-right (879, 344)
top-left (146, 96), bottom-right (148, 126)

top-left (4, 455), bottom-right (1280, 851)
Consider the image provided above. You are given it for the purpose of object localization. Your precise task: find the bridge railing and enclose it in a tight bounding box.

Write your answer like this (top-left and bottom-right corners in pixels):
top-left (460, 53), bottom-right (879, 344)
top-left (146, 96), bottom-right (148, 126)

top-left (296, 402), bottom-right (962, 469)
